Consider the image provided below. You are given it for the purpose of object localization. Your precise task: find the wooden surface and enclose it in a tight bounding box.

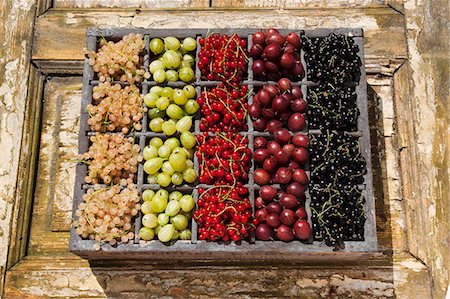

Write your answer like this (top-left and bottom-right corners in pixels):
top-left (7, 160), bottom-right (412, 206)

top-left (27, 77), bottom-right (81, 256)
top-left (210, 0), bottom-right (387, 8)
top-left (54, 0), bottom-right (209, 8)
top-left (5, 254), bottom-right (431, 298)
top-left (53, 0), bottom-right (388, 8)
top-left (393, 0), bottom-right (449, 296)
top-left (0, 0), bottom-right (37, 293)
top-left (3, 0), bottom-right (448, 297)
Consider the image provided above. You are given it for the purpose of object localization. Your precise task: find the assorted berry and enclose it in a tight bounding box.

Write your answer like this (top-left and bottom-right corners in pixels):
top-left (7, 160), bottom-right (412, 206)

top-left (86, 33), bottom-right (148, 83)
top-left (254, 186), bottom-right (310, 242)
top-left (144, 85), bottom-right (198, 134)
top-left (253, 134), bottom-right (309, 186)
top-left (143, 136), bottom-right (197, 187)
top-left (74, 184), bottom-right (140, 247)
top-left (195, 33), bottom-right (253, 243)
top-left (75, 30), bottom-right (371, 250)
top-left (88, 82), bottom-right (144, 133)
top-left (139, 189), bottom-right (195, 242)
top-left (148, 36), bottom-right (197, 83)
top-left (77, 133), bottom-right (141, 185)
top-left (310, 184), bottom-right (365, 248)
top-left (309, 133), bottom-right (366, 186)
top-left (253, 133), bottom-right (312, 242)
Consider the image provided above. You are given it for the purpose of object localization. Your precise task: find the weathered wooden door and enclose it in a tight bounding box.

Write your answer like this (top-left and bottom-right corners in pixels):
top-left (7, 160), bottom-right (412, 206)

top-left (1, 0), bottom-right (442, 297)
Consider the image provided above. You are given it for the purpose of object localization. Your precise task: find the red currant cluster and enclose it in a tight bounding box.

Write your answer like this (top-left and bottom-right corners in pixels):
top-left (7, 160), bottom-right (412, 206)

top-left (196, 133), bottom-right (251, 185)
top-left (197, 84), bottom-right (249, 133)
top-left (198, 33), bottom-right (248, 83)
top-left (194, 185), bottom-right (253, 242)
top-left (196, 33), bottom-right (252, 243)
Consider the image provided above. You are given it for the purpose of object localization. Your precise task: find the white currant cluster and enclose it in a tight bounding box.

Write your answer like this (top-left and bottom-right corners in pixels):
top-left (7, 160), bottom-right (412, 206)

top-left (87, 82), bottom-right (145, 133)
top-left (78, 133), bottom-right (142, 185)
top-left (86, 33), bottom-right (150, 83)
top-left (74, 184), bottom-right (141, 246)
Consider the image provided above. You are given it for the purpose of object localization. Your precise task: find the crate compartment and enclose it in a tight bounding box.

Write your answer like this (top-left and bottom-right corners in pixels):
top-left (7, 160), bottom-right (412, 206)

top-left (70, 28), bottom-right (377, 259)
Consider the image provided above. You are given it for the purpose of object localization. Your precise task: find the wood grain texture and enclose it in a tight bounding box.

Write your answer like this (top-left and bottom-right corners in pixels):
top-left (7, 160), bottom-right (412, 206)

top-left (27, 77), bottom-right (82, 255)
top-left (210, 0), bottom-right (387, 8)
top-left (6, 66), bottom-right (44, 269)
top-left (0, 0), bottom-right (37, 294)
top-left (32, 8), bottom-right (407, 75)
top-left (393, 0), bottom-right (449, 296)
top-left (54, 0), bottom-right (209, 8)
top-left (4, 254), bottom-right (431, 298)
top-left (53, 0), bottom-right (388, 9)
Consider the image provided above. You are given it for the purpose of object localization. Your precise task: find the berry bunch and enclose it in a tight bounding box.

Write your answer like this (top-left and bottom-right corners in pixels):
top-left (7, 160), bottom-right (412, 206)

top-left (86, 33), bottom-right (149, 83)
top-left (194, 185), bottom-right (253, 242)
top-left (78, 133), bottom-right (141, 185)
top-left (250, 29), bottom-right (304, 81)
top-left (74, 184), bottom-right (140, 247)
top-left (253, 133), bottom-right (309, 186)
top-left (87, 82), bottom-right (144, 133)
top-left (252, 133), bottom-right (312, 242)
top-left (254, 186), bottom-right (311, 242)
top-left (304, 32), bottom-right (368, 249)
top-left (309, 132), bottom-right (366, 186)
top-left (309, 132), bottom-right (367, 249)
top-left (310, 185), bottom-right (365, 248)
top-left (198, 84), bottom-right (249, 133)
top-left (302, 32), bottom-right (361, 85)
top-left (198, 33), bottom-right (248, 83)
top-left (308, 84), bottom-right (359, 131)
top-left (249, 78), bottom-right (307, 132)
top-left (196, 133), bottom-right (252, 185)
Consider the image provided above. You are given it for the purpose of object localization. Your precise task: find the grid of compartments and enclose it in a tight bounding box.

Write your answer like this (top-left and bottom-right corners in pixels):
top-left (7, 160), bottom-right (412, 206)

top-left (70, 28), bottom-right (377, 258)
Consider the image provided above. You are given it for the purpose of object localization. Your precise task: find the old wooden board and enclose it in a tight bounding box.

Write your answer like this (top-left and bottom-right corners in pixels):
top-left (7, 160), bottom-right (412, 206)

top-left (31, 8), bottom-right (407, 76)
top-left (53, 0), bottom-right (387, 9)
top-left (27, 77), bottom-right (82, 256)
top-left (210, 0), bottom-right (387, 8)
top-left (4, 254), bottom-right (431, 298)
top-left (54, 0), bottom-right (209, 8)
top-left (0, 0), bottom-right (37, 293)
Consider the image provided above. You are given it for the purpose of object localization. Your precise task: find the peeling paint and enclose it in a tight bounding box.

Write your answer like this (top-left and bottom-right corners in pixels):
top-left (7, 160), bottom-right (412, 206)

top-left (400, 0), bottom-right (450, 297)
top-left (0, 59), bottom-right (19, 111)
top-left (399, 260), bottom-right (427, 272)
top-left (296, 278), bottom-right (329, 288)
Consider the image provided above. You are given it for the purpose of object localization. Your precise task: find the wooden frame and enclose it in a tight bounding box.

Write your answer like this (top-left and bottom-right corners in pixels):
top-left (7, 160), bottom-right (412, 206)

top-left (4, 1), bottom-right (438, 297)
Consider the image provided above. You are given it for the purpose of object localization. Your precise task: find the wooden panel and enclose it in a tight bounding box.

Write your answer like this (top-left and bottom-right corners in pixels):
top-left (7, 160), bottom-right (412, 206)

top-left (0, 0), bottom-right (37, 294)
top-left (32, 8), bottom-right (407, 75)
top-left (211, 0), bottom-right (387, 8)
top-left (27, 77), bottom-right (81, 255)
top-left (5, 255), bottom-right (431, 298)
top-left (6, 66), bottom-right (44, 268)
top-left (54, 0), bottom-right (209, 8)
